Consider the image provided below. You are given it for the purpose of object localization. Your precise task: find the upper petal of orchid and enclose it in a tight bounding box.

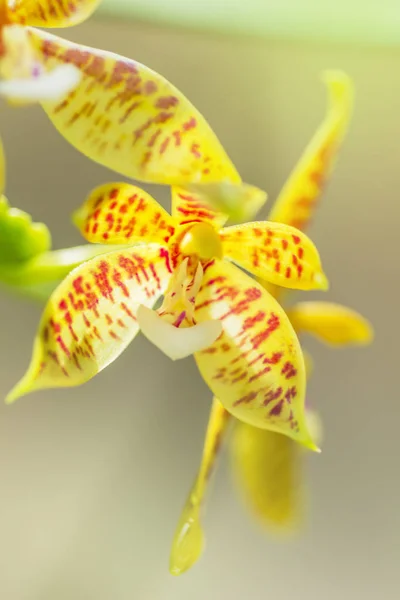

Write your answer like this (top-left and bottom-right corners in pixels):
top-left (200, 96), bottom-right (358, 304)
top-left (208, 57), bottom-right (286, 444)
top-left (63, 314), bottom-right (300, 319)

top-left (20, 28), bottom-right (240, 187)
top-left (6, 244), bottom-right (172, 403)
top-left (74, 182), bottom-right (175, 246)
top-left (268, 71), bottom-right (353, 231)
top-left (287, 301), bottom-right (373, 347)
top-left (194, 258), bottom-right (317, 449)
top-left (173, 182), bottom-right (267, 228)
top-left (5, 0), bottom-right (101, 28)
top-left (170, 398), bottom-right (230, 575)
top-left (220, 221), bottom-right (328, 291)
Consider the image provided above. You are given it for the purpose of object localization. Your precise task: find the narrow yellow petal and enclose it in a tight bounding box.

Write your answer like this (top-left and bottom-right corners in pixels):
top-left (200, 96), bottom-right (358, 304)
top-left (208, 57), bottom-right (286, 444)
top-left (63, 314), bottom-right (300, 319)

top-left (269, 71), bottom-right (354, 230)
top-left (220, 221), bottom-right (328, 291)
top-left (194, 259), bottom-right (317, 449)
top-left (231, 421), bottom-right (304, 532)
top-left (6, 245), bottom-right (172, 402)
top-left (287, 302), bottom-right (374, 347)
top-left (73, 182), bottom-right (175, 246)
top-left (170, 398), bottom-right (230, 575)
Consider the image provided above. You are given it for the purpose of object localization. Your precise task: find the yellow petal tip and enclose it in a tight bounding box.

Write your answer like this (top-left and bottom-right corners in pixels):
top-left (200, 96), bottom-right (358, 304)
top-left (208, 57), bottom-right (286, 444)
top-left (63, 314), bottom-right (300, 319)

top-left (169, 513), bottom-right (204, 576)
top-left (314, 271), bottom-right (329, 291)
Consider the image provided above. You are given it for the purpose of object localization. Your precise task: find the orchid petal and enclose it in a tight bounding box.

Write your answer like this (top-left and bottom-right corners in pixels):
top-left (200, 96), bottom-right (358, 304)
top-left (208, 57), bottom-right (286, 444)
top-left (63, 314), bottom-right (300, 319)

top-left (287, 301), bottom-right (373, 347)
top-left (73, 182), bottom-right (175, 245)
top-left (6, 244), bottom-right (172, 403)
top-left (173, 182), bottom-right (267, 227)
top-left (6, 0), bottom-right (101, 27)
top-left (231, 421), bottom-right (304, 532)
top-left (170, 398), bottom-right (230, 575)
top-left (24, 28), bottom-right (240, 186)
top-left (269, 71), bottom-right (353, 230)
top-left (137, 305), bottom-right (222, 360)
top-left (220, 221), bottom-right (328, 291)
top-left (194, 259), bottom-right (317, 449)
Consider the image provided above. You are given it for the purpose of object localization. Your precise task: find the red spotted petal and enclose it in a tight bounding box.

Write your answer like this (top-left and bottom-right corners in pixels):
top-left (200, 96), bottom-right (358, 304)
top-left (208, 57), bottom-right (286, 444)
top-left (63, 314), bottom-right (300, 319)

top-left (6, 244), bottom-right (172, 402)
top-left (5, 0), bottom-right (101, 27)
top-left (220, 221), bottom-right (328, 291)
top-left (74, 182), bottom-right (175, 245)
top-left (194, 259), bottom-right (316, 448)
top-left (24, 28), bottom-right (241, 186)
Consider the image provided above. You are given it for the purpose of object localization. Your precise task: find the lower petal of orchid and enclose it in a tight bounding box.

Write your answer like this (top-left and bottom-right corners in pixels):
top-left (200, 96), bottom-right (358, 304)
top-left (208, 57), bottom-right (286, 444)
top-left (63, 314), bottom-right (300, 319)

top-left (6, 244), bottom-right (172, 403)
top-left (137, 305), bottom-right (222, 360)
top-left (287, 302), bottom-right (374, 347)
top-left (194, 259), bottom-right (317, 449)
top-left (220, 221), bottom-right (328, 291)
top-left (231, 421), bottom-right (304, 532)
top-left (170, 398), bottom-right (230, 575)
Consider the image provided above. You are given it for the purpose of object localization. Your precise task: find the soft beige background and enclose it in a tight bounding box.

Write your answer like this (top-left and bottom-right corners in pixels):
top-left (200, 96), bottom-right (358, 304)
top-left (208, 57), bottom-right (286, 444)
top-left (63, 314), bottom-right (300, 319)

top-left (0, 17), bottom-right (398, 600)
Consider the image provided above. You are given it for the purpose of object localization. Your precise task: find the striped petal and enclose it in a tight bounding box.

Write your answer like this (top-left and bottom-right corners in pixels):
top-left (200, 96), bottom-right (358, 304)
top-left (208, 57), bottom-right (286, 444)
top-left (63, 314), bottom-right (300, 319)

top-left (173, 182), bottom-right (267, 227)
top-left (220, 221), bottom-right (328, 291)
top-left (269, 71), bottom-right (353, 230)
top-left (73, 182), bottom-right (175, 245)
top-left (194, 259), bottom-right (316, 448)
top-left (24, 28), bottom-right (240, 186)
top-left (287, 302), bottom-right (373, 347)
top-left (170, 398), bottom-right (230, 575)
top-left (6, 244), bottom-right (172, 403)
top-left (231, 422), bottom-right (303, 532)
top-left (5, 0), bottom-right (101, 27)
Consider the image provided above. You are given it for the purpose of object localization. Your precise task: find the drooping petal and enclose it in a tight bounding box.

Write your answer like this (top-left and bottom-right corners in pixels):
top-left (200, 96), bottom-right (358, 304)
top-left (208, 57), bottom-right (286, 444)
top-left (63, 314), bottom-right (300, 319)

top-left (286, 302), bottom-right (373, 347)
top-left (0, 25), bottom-right (80, 103)
top-left (170, 398), bottom-right (230, 575)
top-left (6, 244), bottom-right (172, 403)
top-left (268, 71), bottom-right (353, 230)
top-left (172, 182), bottom-right (267, 227)
top-left (24, 28), bottom-right (241, 186)
top-left (73, 182), bottom-right (175, 245)
top-left (5, 0), bottom-right (101, 28)
top-left (220, 221), bottom-right (328, 291)
top-left (194, 259), bottom-right (316, 448)
top-left (231, 421), bottom-right (303, 531)
top-left (137, 305), bottom-right (222, 360)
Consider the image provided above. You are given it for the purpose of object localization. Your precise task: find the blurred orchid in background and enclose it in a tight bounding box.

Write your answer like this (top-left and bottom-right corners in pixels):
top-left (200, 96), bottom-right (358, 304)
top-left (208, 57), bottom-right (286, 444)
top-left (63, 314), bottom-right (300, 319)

top-left (169, 71), bottom-right (373, 575)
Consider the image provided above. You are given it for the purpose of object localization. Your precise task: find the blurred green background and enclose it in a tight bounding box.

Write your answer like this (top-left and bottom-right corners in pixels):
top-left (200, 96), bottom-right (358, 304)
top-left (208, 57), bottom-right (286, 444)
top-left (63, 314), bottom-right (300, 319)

top-left (0, 3), bottom-right (399, 599)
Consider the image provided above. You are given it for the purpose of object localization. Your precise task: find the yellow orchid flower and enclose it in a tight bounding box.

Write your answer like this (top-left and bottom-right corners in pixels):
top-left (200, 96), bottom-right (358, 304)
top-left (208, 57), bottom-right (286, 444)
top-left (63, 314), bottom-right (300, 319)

top-left (0, 1), bottom-right (101, 101)
top-left (6, 176), bottom-right (328, 453)
top-left (170, 71), bottom-right (374, 575)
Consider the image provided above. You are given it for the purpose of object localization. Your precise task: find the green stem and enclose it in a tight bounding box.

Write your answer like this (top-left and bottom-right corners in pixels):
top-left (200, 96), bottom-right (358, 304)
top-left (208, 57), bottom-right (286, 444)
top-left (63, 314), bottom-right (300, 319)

top-left (0, 243), bottom-right (127, 301)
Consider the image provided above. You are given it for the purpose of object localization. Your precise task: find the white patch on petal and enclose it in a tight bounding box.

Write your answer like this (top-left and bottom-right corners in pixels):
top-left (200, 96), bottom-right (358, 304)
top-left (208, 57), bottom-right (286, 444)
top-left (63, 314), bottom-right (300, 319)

top-left (137, 305), bottom-right (222, 360)
top-left (0, 65), bottom-right (81, 103)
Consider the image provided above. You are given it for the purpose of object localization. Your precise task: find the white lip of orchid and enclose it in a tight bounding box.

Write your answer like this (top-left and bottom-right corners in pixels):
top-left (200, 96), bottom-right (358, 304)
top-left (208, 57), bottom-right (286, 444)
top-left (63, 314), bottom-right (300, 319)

top-left (137, 305), bottom-right (222, 361)
top-left (0, 64), bottom-right (82, 102)
top-left (137, 260), bottom-right (222, 359)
